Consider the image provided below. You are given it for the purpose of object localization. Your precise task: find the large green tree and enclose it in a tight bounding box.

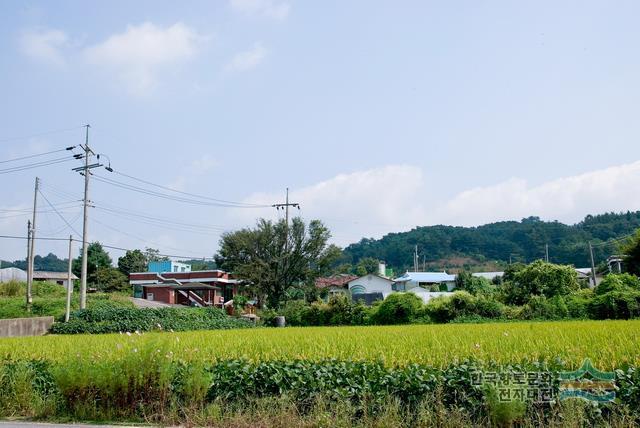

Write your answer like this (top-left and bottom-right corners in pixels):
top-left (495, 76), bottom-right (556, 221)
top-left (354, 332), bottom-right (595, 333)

top-left (117, 249), bottom-right (148, 275)
top-left (216, 217), bottom-right (339, 308)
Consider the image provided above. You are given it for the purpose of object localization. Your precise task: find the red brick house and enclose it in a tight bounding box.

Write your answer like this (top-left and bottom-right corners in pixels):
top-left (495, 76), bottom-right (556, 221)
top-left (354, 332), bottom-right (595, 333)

top-left (130, 270), bottom-right (242, 307)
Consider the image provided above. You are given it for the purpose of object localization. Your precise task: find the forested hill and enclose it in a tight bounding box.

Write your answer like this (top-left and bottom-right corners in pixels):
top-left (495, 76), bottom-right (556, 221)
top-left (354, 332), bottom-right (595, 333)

top-left (341, 212), bottom-right (640, 272)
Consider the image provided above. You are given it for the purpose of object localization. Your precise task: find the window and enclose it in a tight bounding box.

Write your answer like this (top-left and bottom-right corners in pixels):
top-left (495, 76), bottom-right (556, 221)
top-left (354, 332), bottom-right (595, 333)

top-left (173, 266), bottom-right (178, 272)
top-left (350, 285), bottom-right (366, 294)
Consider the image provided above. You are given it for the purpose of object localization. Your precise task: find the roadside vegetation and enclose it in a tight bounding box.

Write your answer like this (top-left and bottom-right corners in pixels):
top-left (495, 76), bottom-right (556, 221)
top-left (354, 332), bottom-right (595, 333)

top-left (0, 280), bottom-right (132, 319)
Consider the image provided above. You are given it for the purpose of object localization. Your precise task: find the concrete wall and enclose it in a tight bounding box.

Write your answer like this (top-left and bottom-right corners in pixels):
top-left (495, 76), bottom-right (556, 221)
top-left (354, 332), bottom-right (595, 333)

top-left (0, 316), bottom-right (54, 337)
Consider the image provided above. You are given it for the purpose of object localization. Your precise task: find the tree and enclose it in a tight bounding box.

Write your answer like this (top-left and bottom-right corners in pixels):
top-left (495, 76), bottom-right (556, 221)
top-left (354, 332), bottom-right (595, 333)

top-left (215, 217), bottom-right (338, 308)
top-left (621, 229), bottom-right (640, 276)
top-left (355, 257), bottom-right (380, 276)
top-left (502, 260), bottom-right (579, 305)
top-left (117, 249), bottom-right (148, 275)
top-left (72, 242), bottom-right (112, 284)
top-left (95, 267), bottom-right (129, 292)
top-left (144, 248), bottom-right (169, 262)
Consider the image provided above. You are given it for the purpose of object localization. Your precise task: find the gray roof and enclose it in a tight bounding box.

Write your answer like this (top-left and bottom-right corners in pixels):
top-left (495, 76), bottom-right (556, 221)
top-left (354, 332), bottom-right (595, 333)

top-left (393, 272), bottom-right (456, 283)
top-left (33, 271), bottom-right (78, 280)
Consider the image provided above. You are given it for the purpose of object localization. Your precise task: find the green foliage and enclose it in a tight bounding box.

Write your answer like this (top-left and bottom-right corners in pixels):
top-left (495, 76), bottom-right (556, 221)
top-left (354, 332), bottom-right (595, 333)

top-left (455, 271), bottom-right (495, 295)
top-left (371, 292), bottom-right (423, 325)
top-left (595, 273), bottom-right (640, 295)
top-left (354, 257), bottom-right (379, 276)
top-left (0, 282), bottom-right (132, 319)
top-left (519, 295), bottom-right (569, 320)
top-left (95, 267), bottom-right (129, 292)
top-left (588, 289), bottom-right (640, 320)
top-left (565, 289), bottom-right (594, 319)
top-left (144, 247), bottom-right (169, 262)
top-left (0, 280), bottom-right (23, 297)
top-left (424, 291), bottom-right (506, 323)
top-left (502, 261), bottom-right (579, 305)
top-left (280, 296), bottom-right (371, 327)
top-left (342, 212), bottom-right (640, 272)
top-left (50, 305), bottom-right (254, 334)
top-left (7, 252), bottom-right (68, 272)
top-left (621, 229), bottom-right (640, 276)
top-left (117, 249), bottom-right (147, 275)
top-left (216, 218), bottom-right (338, 308)
top-left (72, 242), bottom-right (113, 285)
top-left (0, 356), bottom-right (638, 425)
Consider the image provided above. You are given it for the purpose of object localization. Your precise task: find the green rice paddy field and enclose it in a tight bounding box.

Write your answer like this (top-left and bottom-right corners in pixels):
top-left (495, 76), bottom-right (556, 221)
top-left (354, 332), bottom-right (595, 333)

top-left (2, 320), bottom-right (638, 369)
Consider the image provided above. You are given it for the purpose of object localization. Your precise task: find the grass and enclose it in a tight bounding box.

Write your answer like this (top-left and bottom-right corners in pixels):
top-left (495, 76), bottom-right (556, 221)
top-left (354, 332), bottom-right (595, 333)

top-left (1, 319), bottom-right (638, 369)
top-left (0, 280), bottom-right (132, 319)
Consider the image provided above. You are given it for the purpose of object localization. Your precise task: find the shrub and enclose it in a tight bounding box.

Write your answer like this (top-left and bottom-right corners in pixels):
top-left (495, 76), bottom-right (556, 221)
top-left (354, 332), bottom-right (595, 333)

top-left (565, 289), bottom-right (593, 319)
top-left (502, 261), bottom-right (579, 305)
top-left (595, 273), bottom-right (640, 295)
top-left (50, 305), bottom-right (254, 334)
top-left (0, 280), bottom-right (24, 297)
top-left (519, 296), bottom-right (569, 320)
top-left (588, 289), bottom-right (640, 320)
top-left (424, 292), bottom-right (505, 323)
top-left (371, 293), bottom-right (423, 325)
top-left (280, 296), bottom-right (372, 327)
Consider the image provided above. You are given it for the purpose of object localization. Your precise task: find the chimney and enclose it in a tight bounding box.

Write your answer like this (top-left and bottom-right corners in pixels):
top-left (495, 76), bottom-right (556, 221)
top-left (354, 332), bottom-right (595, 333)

top-left (379, 261), bottom-right (386, 277)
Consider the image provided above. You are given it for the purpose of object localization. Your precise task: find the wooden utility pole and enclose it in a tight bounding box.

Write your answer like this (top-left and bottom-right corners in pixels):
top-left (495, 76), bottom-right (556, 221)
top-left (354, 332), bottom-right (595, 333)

top-left (26, 220), bottom-right (32, 310)
top-left (72, 125), bottom-right (102, 309)
top-left (65, 235), bottom-right (73, 322)
top-left (26, 177), bottom-right (39, 308)
top-left (545, 243), bottom-right (549, 263)
top-left (588, 242), bottom-right (597, 288)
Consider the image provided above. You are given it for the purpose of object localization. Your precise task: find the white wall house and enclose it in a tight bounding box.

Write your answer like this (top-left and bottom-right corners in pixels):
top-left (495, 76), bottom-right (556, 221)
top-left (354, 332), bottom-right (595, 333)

top-left (348, 274), bottom-right (395, 297)
top-left (392, 272), bottom-right (457, 291)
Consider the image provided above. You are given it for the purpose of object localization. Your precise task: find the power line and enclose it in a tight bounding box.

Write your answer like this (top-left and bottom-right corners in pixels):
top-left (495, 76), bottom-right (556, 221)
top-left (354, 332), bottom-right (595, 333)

top-left (38, 189), bottom-right (82, 237)
top-left (0, 234), bottom-right (213, 260)
top-left (93, 173), bottom-right (270, 208)
top-left (92, 217), bottom-right (214, 257)
top-left (112, 169), bottom-right (269, 208)
top-left (93, 204), bottom-right (227, 232)
top-left (0, 147), bottom-right (75, 164)
top-left (0, 234), bottom-right (69, 242)
top-left (0, 156), bottom-right (75, 174)
top-left (0, 126), bottom-right (83, 143)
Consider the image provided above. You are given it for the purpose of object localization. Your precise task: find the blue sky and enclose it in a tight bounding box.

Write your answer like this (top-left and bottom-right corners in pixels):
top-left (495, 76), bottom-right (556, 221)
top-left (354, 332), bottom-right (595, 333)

top-left (1, 0), bottom-right (640, 262)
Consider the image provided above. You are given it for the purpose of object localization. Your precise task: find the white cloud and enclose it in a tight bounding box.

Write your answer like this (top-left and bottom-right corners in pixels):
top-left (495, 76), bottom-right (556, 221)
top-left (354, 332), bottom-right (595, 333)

top-left (435, 160), bottom-right (640, 226)
top-left (235, 161), bottom-right (640, 246)
top-left (236, 165), bottom-right (427, 244)
top-left (225, 42), bottom-right (268, 72)
top-left (19, 28), bottom-right (68, 66)
top-left (84, 22), bottom-right (204, 95)
top-left (230, 0), bottom-right (290, 20)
